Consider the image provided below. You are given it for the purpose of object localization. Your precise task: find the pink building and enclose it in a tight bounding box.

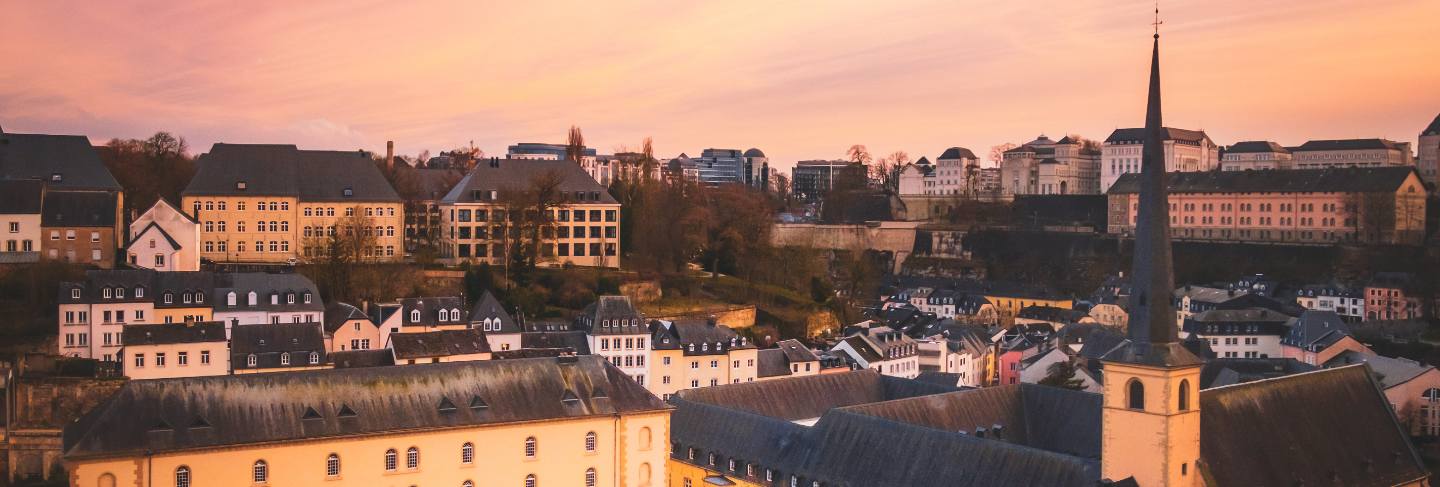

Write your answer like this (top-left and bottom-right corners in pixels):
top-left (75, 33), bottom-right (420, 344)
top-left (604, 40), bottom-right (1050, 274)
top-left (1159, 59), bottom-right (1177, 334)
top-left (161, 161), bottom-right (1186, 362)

top-left (1365, 272), bottom-right (1426, 321)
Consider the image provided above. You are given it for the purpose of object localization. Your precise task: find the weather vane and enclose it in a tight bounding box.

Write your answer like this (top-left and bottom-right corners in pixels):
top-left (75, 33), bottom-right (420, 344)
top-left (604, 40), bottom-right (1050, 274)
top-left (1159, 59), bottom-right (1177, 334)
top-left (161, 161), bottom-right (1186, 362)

top-left (1153, 1), bottom-right (1163, 37)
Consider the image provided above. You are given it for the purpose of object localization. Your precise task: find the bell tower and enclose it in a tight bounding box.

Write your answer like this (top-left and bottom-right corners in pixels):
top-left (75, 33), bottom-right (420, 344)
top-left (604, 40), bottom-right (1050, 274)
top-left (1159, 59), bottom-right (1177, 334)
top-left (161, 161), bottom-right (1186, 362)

top-left (1099, 6), bottom-right (1204, 487)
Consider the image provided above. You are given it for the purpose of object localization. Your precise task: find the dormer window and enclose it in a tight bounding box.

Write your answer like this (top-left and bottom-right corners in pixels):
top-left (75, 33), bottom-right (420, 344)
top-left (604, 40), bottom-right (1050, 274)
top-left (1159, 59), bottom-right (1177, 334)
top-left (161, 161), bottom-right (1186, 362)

top-left (236, 181), bottom-right (247, 190)
top-left (270, 294), bottom-right (278, 305)
top-left (411, 310), bottom-right (421, 323)
top-left (248, 292), bottom-right (257, 306)
top-left (50, 173), bottom-right (63, 182)
top-left (280, 354), bottom-right (291, 366)
top-left (228, 292), bottom-right (237, 306)
top-left (102, 288), bottom-right (112, 299)
top-left (287, 294), bottom-right (295, 304)
top-left (303, 293), bottom-right (312, 304)
top-left (450, 308), bottom-right (460, 321)
top-left (196, 292), bottom-right (204, 303)
top-left (342, 187), bottom-right (354, 197)
top-left (70, 288), bottom-right (80, 299)
top-left (309, 352), bottom-right (320, 365)
top-left (135, 287), bottom-right (145, 298)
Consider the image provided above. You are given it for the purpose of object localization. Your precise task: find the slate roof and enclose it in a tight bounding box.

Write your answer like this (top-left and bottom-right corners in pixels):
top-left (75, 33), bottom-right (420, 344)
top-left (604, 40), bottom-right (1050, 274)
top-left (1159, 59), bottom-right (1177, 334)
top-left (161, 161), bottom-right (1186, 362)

top-left (468, 290), bottom-right (518, 333)
top-left (213, 272), bottom-right (323, 313)
top-left (59, 269), bottom-right (156, 304)
top-left (650, 319), bottom-right (754, 354)
top-left (520, 331), bottom-right (592, 355)
top-left (579, 295), bottom-right (645, 335)
top-left (322, 302), bottom-right (371, 334)
top-left (440, 158), bottom-right (615, 204)
top-left (229, 323), bottom-right (327, 370)
top-left (938, 147), bottom-right (978, 160)
top-left (41, 191), bottom-right (117, 227)
top-left (1424, 113), bottom-right (1440, 136)
top-left (64, 356), bottom-right (668, 459)
top-left (676, 370), bottom-right (954, 421)
top-left (1103, 127), bottom-right (1212, 145)
top-left (1225, 140), bottom-right (1289, 154)
top-left (1325, 351), bottom-right (1434, 389)
top-left (1017, 305), bottom-right (1089, 324)
top-left (0, 132), bottom-right (121, 190)
top-left (757, 339), bottom-right (819, 378)
top-left (0, 179), bottom-right (43, 214)
top-left (183, 144), bottom-right (400, 202)
top-left (913, 371), bottom-right (964, 387)
top-left (1199, 365), bottom-right (1427, 486)
top-left (121, 322), bottom-right (227, 346)
top-left (329, 349), bottom-right (395, 369)
top-left (1291, 138), bottom-right (1406, 152)
top-left (1199, 358), bottom-right (1318, 389)
top-left (391, 328), bottom-right (491, 360)
top-left (1108, 166), bottom-right (1418, 194)
top-left (1280, 310), bottom-right (1354, 351)
top-left (397, 296), bottom-right (467, 328)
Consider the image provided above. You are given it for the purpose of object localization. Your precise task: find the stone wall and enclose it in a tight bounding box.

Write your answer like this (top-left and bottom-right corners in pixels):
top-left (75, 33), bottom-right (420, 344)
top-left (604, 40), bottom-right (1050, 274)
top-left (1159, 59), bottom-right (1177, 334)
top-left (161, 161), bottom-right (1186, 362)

top-left (771, 221), bottom-right (921, 273)
top-left (648, 305), bottom-right (756, 329)
top-left (4, 375), bottom-right (126, 484)
top-left (620, 280), bottom-right (663, 304)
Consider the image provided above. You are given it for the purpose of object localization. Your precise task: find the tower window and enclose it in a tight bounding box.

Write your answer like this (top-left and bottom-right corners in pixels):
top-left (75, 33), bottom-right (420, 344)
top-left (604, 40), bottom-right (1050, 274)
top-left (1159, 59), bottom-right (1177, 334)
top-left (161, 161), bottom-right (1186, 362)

top-left (1127, 379), bottom-right (1145, 410)
top-left (1178, 379), bottom-right (1191, 411)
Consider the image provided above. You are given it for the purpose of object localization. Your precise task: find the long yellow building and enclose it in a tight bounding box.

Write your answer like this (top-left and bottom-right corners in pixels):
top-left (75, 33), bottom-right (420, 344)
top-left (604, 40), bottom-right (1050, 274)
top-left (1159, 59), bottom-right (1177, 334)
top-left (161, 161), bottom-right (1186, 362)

top-left (181, 144), bottom-right (404, 264)
top-left (63, 356), bottom-right (671, 487)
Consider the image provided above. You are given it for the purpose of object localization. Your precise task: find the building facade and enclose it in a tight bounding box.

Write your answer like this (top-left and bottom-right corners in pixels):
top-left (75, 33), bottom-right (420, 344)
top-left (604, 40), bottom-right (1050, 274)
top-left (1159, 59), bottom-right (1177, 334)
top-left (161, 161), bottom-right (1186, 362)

top-left (1001, 136), bottom-right (1102, 195)
top-left (1420, 114), bottom-right (1440, 185)
top-left (648, 318), bottom-right (758, 400)
top-left (127, 199), bottom-right (200, 271)
top-left (831, 327), bottom-right (920, 379)
top-left (1108, 166), bottom-right (1428, 245)
top-left (579, 296), bottom-right (651, 386)
top-left (0, 180), bottom-right (43, 262)
top-left (121, 321), bottom-right (229, 380)
top-left (41, 191), bottom-right (121, 268)
top-left (1290, 139), bottom-right (1414, 170)
top-left (791, 160), bottom-right (853, 202)
top-left (182, 143), bottom-right (404, 264)
top-left (438, 158), bottom-right (621, 268)
top-left (1101, 126), bottom-right (1218, 192)
top-left (1219, 141), bottom-right (1293, 171)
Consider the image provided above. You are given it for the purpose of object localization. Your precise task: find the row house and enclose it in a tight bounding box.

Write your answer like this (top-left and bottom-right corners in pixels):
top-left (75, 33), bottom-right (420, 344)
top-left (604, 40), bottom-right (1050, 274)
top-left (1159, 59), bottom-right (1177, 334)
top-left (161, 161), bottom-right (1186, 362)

top-left (578, 295), bottom-right (650, 386)
top-left (64, 357), bottom-right (670, 487)
top-left (121, 321), bottom-right (229, 380)
top-left (1016, 346), bottom-right (1102, 392)
top-left (648, 318), bottom-right (758, 400)
top-left (182, 143), bottom-right (405, 264)
top-left (1366, 272), bottom-right (1426, 321)
top-left (1290, 138), bottom-right (1413, 170)
top-left (755, 339), bottom-right (822, 381)
top-left (1, 130), bottom-right (126, 267)
top-left (1220, 141), bottom-right (1293, 171)
top-left (125, 199), bottom-right (200, 271)
top-left (1000, 135), bottom-right (1102, 196)
top-left (994, 323), bottom-right (1053, 385)
top-left (1182, 308), bottom-right (1291, 359)
top-left (438, 158), bottom-right (620, 268)
top-left (831, 326), bottom-right (920, 379)
top-left (1101, 126), bottom-right (1219, 192)
top-left (212, 273), bottom-right (323, 333)
top-left (1281, 310), bottom-right (1372, 366)
top-left (58, 269), bottom-right (167, 361)
top-left (1294, 285), bottom-right (1365, 322)
top-left (1108, 166), bottom-right (1427, 245)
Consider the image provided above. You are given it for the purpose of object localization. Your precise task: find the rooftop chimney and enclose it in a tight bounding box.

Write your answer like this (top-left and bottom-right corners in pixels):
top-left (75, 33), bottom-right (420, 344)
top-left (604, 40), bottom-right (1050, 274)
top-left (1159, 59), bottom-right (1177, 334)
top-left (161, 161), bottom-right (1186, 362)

top-left (385, 141), bottom-right (395, 170)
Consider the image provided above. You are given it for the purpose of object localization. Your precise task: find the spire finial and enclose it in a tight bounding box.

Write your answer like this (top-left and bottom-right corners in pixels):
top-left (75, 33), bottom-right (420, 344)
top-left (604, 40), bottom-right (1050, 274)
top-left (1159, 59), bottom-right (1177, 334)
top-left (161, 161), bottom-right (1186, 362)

top-left (1153, 1), bottom-right (1163, 38)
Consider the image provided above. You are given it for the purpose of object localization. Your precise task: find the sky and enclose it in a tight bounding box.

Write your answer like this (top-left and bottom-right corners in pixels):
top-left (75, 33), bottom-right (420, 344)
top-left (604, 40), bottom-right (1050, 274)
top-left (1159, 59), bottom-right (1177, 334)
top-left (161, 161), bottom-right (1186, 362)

top-left (2, 0), bottom-right (1439, 171)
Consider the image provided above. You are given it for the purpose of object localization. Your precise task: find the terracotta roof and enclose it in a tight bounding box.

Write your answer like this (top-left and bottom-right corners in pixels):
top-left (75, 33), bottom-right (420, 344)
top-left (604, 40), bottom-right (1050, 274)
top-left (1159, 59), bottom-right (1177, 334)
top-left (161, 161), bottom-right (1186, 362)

top-left (64, 356), bottom-right (667, 460)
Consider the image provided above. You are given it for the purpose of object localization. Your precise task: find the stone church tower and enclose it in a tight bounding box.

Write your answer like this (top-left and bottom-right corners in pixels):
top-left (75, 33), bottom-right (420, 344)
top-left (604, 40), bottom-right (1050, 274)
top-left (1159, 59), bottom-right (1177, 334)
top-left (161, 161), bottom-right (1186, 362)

top-left (1098, 24), bottom-right (1204, 487)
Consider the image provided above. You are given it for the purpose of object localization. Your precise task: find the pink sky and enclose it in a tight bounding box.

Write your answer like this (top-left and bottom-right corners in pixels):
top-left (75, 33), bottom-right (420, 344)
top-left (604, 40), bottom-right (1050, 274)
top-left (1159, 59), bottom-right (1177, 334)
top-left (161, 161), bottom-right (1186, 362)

top-left (2, 0), bottom-right (1438, 171)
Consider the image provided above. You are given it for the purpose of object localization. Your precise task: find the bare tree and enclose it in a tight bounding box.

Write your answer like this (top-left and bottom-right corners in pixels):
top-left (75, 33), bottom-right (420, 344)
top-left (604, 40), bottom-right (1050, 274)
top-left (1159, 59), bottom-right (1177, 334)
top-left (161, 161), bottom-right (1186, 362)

top-left (874, 151), bottom-right (908, 193)
top-left (847, 144), bottom-right (872, 165)
top-left (988, 143), bottom-right (1016, 168)
top-left (302, 210), bottom-right (381, 302)
top-left (566, 125), bottom-right (586, 163)
top-left (498, 170), bottom-right (568, 276)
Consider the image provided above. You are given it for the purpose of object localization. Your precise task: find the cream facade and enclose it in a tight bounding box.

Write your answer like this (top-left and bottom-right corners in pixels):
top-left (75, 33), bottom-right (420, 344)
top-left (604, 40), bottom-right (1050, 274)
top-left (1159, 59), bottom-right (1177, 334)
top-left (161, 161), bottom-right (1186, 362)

top-left (1000, 135), bottom-right (1102, 196)
top-left (1290, 139), bottom-right (1414, 170)
top-left (127, 199), bottom-right (200, 271)
top-left (648, 319), bottom-right (758, 401)
top-left (1219, 141), bottom-right (1293, 171)
top-left (1101, 127), bottom-right (1218, 192)
top-left (1420, 114), bottom-right (1440, 185)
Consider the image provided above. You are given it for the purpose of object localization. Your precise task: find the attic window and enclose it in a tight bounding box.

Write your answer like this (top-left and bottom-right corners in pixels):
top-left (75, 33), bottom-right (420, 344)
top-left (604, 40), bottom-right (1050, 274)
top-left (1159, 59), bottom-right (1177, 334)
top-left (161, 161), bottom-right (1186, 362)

top-left (50, 173), bottom-right (63, 182)
top-left (470, 396), bottom-right (489, 409)
top-left (151, 419), bottom-right (173, 431)
top-left (302, 407), bottom-right (323, 420)
top-left (190, 416), bottom-right (211, 429)
top-left (561, 390), bottom-right (580, 403)
top-left (342, 187), bottom-right (354, 197)
top-left (236, 181), bottom-right (247, 190)
top-left (438, 397), bottom-right (458, 413)
top-left (337, 405), bottom-right (358, 417)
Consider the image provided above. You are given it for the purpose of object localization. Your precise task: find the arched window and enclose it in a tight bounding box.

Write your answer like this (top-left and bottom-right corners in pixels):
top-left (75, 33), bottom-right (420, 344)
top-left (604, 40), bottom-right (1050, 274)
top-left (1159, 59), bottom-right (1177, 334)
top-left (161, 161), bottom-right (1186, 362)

top-left (252, 460), bottom-right (268, 484)
top-left (585, 431), bottom-right (597, 452)
top-left (227, 292), bottom-right (237, 306)
top-left (326, 453), bottom-right (340, 477)
top-left (639, 426), bottom-right (652, 450)
top-left (525, 436), bottom-right (537, 458)
top-left (461, 442), bottom-right (474, 464)
top-left (406, 446), bottom-right (420, 469)
top-left (525, 474), bottom-right (538, 487)
top-left (463, 481), bottom-right (474, 487)
top-left (585, 468), bottom-right (597, 487)
top-left (247, 291), bottom-right (257, 306)
top-left (639, 462), bottom-right (652, 485)
top-left (175, 466), bottom-right (191, 487)
top-left (97, 473), bottom-right (117, 487)
top-left (1127, 379), bottom-right (1145, 410)
top-left (384, 449), bottom-right (398, 471)
top-left (1178, 379), bottom-right (1191, 411)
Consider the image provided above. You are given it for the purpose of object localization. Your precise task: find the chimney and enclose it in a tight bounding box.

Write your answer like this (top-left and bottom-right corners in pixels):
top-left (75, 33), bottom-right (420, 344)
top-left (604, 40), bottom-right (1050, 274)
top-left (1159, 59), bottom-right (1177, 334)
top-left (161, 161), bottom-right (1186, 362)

top-left (385, 141), bottom-right (395, 170)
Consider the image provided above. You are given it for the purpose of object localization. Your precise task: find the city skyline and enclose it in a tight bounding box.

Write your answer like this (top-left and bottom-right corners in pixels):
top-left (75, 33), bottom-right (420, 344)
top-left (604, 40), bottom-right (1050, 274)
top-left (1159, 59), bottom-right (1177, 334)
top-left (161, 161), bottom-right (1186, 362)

top-left (3, 0), bottom-right (1439, 170)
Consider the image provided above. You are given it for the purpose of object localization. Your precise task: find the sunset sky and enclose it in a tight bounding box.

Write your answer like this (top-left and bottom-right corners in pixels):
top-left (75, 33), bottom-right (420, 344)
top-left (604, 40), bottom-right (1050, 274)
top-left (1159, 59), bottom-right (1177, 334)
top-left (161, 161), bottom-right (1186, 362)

top-left (3, 0), bottom-right (1438, 170)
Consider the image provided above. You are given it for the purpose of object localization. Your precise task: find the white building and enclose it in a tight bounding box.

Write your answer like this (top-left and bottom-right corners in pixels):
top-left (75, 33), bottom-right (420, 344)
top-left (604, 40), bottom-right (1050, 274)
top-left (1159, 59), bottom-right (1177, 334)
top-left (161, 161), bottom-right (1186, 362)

top-left (469, 290), bottom-right (522, 352)
top-left (1295, 285), bottom-right (1365, 322)
top-left (578, 295), bottom-right (651, 386)
top-left (1419, 114), bottom-right (1440, 185)
top-left (1220, 141), bottom-right (1293, 171)
top-left (1000, 135), bottom-right (1103, 195)
top-left (897, 148), bottom-right (981, 196)
top-left (0, 180), bottom-right (43, 262)
top-left (127, 199), bottom-right (200, 271)
top-left (1017, 347), bottom-right (1101, 392)
top-left (1182, 308), bottom-right (1290, 359)
top-left (213, 273), bottom-right (324, 335)
top-left (1101, 127), bottom-right (1219, 192)
top-left (831, 326), bottom-right (920, 379)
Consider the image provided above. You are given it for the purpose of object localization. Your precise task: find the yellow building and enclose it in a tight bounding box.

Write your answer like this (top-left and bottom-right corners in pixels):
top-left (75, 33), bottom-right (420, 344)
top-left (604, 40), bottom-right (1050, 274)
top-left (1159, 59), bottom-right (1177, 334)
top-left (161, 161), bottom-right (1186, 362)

top-left (439, 159), bottom-right (621, 268)
top-left (647, 319), bottom-right (757, 401)
top-left (181, 144), bottom-right (404, 264)
top-left (120, 321), bottom-right (229, 380)
top-left (64, 356), bottom-right (671, 487)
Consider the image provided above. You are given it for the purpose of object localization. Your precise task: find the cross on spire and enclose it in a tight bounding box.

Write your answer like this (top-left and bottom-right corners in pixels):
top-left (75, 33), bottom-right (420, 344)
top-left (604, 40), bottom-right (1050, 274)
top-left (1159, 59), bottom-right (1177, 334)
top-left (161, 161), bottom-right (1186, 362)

top-left (1152, 2), bottom-right (1163, 37)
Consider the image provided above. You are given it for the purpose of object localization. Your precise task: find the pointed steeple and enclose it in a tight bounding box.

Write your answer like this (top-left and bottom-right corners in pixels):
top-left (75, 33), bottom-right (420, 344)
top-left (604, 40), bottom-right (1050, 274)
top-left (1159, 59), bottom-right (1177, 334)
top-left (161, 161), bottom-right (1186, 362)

top-left (1103, 18), bottom-right (1202, 367)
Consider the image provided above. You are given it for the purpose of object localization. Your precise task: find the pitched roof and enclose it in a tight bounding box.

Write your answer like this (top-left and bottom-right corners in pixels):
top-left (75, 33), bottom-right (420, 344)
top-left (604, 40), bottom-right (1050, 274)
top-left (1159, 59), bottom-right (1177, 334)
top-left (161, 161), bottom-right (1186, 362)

top-left (1108, 166), bottom-right (1418, 195)
top-left (938, 147), bottom-right (978, 160)
top-left (756, 349), bottom-right (792, 378)
top-left (1225, 140), bottom-right (1289, 154)
top-left (396, 296), bottom-right (467, 327)
top-left (183, 144), bottom-right (400, 202)
top-left (650, 319), bottom-right (754, 352)
top-left (329, 349), bottom-right (396, 369)
top-left (41, 191), bottom-right (117, 227)
top-left (1280, 310), bottom-right (1354, 351)
top-left (229, 323), bottom-right (326, 369)
top-left (323, 302), bottom-right (372, 334)
top-left (676, 370), bottom-right (954, 421)
top-left (64, 356), bottom-right (667, 459)
top-left (468, 290), bottom-right (518, 333)
top-left (1199, 358), bottom-right (1318, 389)
top-left (390, 328), bottom-right (492, 360)
top-left (1424, 113), bottom-right (1440, 137)
top-left (121, 322), bottom-right (227, 346)
top-left (520, 331), bottom-right (591, 355)
top-left (1291, 138), bottom-right (1406, 152)
top-left (213, 273), bottom-right (323, 313)
top-left (440, 158), bottom-right (615, 204)
top-left (0, 132), bottom-right (121, 190)
top-left (130, 222), bottom-right (181, 252)
top-left (1325, 351), bottom-right (1434, 389)
top-left (580, 296), bottom-right (644, 335)
top-left (1104, 127), bottom-right (1213, 145)
top-left (0, 179), bottom-right (43, 214)
top-left (1199, 365), bottom-right (1427, 486)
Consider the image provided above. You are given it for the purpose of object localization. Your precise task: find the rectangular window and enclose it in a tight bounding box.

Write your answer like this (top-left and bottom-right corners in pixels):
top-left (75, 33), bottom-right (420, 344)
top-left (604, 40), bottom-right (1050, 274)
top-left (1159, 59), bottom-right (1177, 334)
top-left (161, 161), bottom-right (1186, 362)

top-left (134, 354), bottom-right (144, 367)
top-left (155, 353), bottom-right (166, 367)
top-left (178, 351), bottom-right (188, 366)
top-left (201, 350), bottom-right (210, 364)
